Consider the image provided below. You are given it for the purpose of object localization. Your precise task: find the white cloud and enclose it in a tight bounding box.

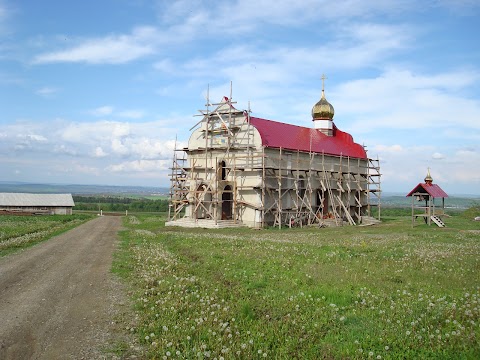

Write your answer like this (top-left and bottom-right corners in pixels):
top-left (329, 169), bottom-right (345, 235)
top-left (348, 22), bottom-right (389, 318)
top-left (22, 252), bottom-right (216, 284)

top-left (111, 138), bottom-right (129, 156)
top-left (54, 163), bottom-right (100, 176)
top-left (0, 2), bottom-right (6, 20)
top-left (432, 152), bottom-right (446, 160)
top-left (442, 149), bottom-right (480, 184)
top-left (111, 122), bottom-right (131, 138)
top-left (54, 144), bottom-right (77, 156)
top-left (30, 1), bottom-right (417, 67)
top-left (75, 163), bottom-right (100, 175)
top-left (8, 133), bottom-right (48, 152)
top-left (24, 134), bottom-right (47, 142)
top-left (3, 0), bottom-right (478, 191)
top-left (1, 116), bottom-right (179, 185)
top-left (162, 0), bottom-right (415, 32)
top-left (130, 138), bottom-right (176, 159)
top-left (0, 0), bottom-right (11, 36)
top-left (118, 110), bottom-right (145, 119)
top-left (90, 107), bottom-right (144, 120)
top-left (107, 159), bottom-right (170, 173)
top-left (33, 26), bottom-right (158, 64)
top-left (94, 146), bottom-right (107, 157)
top-left (36, 86), bottom-right (58, 97)
top-left (336, 68), bottom-right (480, 133)
top-left (455, 148), bottom-right (477, 159)
top-left (60, 120), bottom-right (130, 144)
top-left (153, 59), bottom-right (175, 73)
top-left (370, 142), bottom-right (480, 194)
top-left (179, 22), bottom-right (410, 78)
top-left (155, 20), bottom-right (414, 121)
top-left (374, 144), bottom-right (404, 153)
top-left (91, 106), bottom-right (114, 116)
top-left (0, 117), bottom-right (177, 160)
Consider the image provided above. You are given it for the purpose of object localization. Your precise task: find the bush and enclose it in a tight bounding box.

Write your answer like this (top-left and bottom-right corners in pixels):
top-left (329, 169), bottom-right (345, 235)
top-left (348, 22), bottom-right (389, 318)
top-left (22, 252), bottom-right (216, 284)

top-left (460, 205), bottom-right (480, 219)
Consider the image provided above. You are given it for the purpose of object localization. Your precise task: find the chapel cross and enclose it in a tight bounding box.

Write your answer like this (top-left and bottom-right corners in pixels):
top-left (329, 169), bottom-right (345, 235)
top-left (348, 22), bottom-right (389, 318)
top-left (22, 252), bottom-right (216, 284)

top-left (321, 74), bottom-right (327, 91)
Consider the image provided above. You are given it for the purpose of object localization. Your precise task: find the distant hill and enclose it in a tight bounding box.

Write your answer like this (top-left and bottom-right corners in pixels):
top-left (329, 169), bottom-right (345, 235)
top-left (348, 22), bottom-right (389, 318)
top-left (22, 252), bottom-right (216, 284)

top-left (1, 182), bottom-right (478, 209)
top-left (0, 182), bottom-right (169, 196)
top-left (380, 194), bottom-right (480, 209)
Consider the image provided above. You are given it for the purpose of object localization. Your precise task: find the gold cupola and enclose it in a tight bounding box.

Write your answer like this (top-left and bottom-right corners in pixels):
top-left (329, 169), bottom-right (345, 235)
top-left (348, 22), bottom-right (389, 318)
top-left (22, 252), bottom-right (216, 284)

top-left (424, 168), bottom-right (433, 185)
top-left (312, 74), bottom-right (335, 136)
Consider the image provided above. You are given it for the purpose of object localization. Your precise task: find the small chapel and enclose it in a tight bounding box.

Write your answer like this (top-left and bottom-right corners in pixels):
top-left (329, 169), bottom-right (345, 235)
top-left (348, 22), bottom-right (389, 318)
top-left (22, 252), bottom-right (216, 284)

top-left (166, 78), bottom-right (381, 228)
top-left (406, 169), bottom-right (448, 227)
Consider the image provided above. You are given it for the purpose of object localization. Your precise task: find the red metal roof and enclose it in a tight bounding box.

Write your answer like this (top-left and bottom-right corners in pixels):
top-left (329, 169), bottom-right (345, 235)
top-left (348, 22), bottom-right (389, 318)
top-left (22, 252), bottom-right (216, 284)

top-left (249, 116), bottom-right (367, 159)
top-left (406, 183), bottom-right (449, 198)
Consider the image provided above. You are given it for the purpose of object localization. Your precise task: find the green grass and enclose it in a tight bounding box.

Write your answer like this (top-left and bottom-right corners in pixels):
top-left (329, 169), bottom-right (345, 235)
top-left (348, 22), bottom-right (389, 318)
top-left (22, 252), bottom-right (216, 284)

top-left (115, 212), bottom-right (480, 359)
top-left (0, 214), bottom-right (94, 256)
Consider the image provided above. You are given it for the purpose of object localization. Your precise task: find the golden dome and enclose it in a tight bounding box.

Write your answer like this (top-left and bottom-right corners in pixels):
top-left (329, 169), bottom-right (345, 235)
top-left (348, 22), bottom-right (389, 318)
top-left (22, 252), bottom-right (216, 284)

top-left (311, 89), bottom-right (335, 120)
top-left (424, 168), bottom-right (433, 184)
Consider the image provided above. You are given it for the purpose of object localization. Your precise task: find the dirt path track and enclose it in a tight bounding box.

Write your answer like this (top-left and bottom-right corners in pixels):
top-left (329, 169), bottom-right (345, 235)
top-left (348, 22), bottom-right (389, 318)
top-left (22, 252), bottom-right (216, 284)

top-left (0, 216), bottom-right (124, 359)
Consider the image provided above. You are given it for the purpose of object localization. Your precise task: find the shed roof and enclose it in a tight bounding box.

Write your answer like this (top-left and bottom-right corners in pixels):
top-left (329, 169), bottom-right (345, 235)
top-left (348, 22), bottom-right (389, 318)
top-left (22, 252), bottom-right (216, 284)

top-left (0, 193), bottom-right (75, 207)
top-left (406, 183), bottom-right (448, 198)
top-left (249, 117), bottom-right (367, 159)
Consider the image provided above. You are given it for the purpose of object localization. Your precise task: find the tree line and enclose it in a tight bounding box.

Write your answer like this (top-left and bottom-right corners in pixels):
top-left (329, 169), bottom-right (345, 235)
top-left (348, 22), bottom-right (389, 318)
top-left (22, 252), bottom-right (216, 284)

top-left (72, 195), bottom-right (169, 212)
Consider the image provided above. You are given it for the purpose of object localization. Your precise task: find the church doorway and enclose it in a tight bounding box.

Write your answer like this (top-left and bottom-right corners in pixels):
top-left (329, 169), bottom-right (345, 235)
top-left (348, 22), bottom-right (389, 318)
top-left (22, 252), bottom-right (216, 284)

top-left (221, 185), bottom-right (233, 220)
top-left (196, 185), bottom-right (212, 219)
top-left (317, 190), bottom-right (329, 218)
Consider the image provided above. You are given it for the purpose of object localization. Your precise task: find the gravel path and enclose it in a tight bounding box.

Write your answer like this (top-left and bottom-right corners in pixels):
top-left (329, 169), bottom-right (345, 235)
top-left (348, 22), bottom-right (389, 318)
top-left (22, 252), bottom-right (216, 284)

top-left (0, 216), bottom-right (130, 359)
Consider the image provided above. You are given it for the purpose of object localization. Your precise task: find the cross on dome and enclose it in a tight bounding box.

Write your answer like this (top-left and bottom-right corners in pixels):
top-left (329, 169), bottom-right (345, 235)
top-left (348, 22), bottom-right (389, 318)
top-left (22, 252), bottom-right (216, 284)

top-left (321, 74), bottom-right (327, 92)
top-left (312, 74), bottom-right (334, 121)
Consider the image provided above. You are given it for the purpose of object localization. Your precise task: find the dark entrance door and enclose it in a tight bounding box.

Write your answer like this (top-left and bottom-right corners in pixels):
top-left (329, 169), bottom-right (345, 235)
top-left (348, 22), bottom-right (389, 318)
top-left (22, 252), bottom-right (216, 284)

top-left (221, 185), bottom-right (233, 220)
top-left (317, 190), bottom-right (328, 217)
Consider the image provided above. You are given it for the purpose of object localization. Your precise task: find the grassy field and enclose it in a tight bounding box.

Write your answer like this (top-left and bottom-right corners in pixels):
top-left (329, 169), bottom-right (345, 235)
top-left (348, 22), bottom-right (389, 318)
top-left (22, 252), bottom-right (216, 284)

top-left (2, 210), bottom-right (478, 358)
top-left (113, 211), bottom-right (480, 359)
top-left (0, 214), bottom-right (94, 256)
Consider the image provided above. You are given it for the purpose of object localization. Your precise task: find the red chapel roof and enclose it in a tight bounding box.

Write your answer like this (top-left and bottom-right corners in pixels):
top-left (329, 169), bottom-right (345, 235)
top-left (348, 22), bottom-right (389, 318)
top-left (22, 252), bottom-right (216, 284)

top-left (248, 116), bottom-right (367, 159)
top-left (406, 183), bottom-right (448, 198)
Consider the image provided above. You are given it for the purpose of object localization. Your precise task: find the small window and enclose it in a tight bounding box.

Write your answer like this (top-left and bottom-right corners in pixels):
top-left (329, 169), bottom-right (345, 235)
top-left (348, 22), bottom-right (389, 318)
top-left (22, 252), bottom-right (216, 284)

top-left (298, 175), bottom-right (305, 199)
top-left (219, 161), bottom-right (227, 180)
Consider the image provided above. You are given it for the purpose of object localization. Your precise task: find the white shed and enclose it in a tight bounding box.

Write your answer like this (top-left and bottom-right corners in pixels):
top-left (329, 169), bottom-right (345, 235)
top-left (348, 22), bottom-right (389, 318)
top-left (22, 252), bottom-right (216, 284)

top-left (0, 193), bottom-right (75, 215)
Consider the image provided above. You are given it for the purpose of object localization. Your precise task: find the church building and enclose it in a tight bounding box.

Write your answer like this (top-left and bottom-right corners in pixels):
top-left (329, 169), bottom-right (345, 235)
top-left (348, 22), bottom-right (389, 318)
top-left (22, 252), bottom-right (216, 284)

top-left (166, 79), bottom-right (381, 228)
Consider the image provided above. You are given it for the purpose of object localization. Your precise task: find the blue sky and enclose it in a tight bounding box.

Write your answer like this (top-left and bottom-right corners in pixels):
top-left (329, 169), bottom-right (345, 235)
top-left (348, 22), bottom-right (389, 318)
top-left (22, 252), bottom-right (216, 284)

top-left (1, 0), bottom-right (479, 195)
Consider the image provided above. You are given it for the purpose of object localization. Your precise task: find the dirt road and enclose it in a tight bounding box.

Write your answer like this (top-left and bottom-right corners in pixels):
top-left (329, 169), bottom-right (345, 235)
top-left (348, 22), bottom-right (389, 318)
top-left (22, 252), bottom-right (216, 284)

top-left (0, 216), bottom-right (127, 359)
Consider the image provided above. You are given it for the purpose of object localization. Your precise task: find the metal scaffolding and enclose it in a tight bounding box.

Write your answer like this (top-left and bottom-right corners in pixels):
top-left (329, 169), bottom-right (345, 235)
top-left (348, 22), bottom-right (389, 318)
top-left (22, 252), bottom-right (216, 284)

top-left (167, 88), bottom-right (381, 229)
